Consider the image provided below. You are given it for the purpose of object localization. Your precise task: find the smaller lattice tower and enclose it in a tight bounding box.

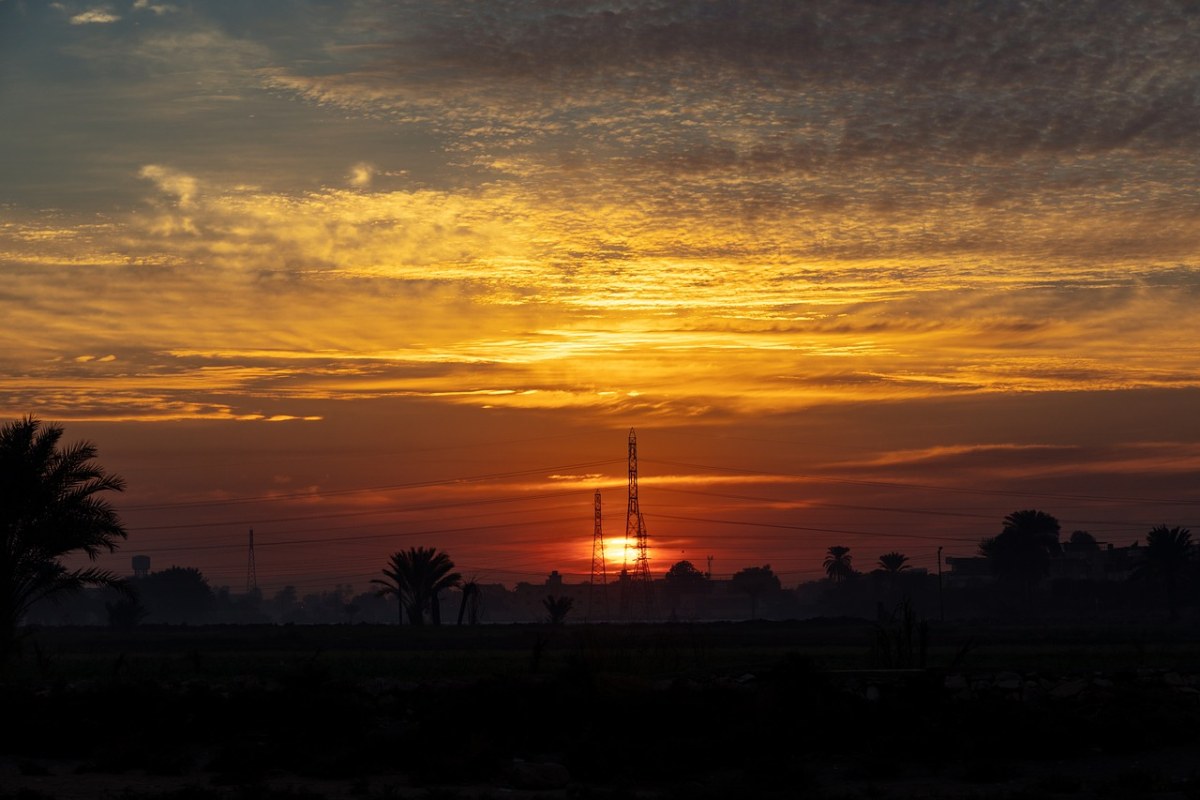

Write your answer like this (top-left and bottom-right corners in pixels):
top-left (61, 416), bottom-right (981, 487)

top-left (245, 529), bottom-right (257, 592)
top-left (621, 428), bottom-right (655, 620)
top-left (588, 490), bottom-right (608, 621)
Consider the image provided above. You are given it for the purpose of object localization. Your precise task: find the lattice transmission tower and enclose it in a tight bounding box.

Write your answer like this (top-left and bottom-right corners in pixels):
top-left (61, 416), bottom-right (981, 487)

top-left (587, 489), bottom-right (608, 621)
top-left (622, 428), bottom-right (655, 620)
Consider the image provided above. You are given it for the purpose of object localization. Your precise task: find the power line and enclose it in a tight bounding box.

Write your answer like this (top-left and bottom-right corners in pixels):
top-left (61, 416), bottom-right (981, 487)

top-left (650, 486), bottom-right (1195, 533)
top-left (120, 458), bottom-right (623, 512)
top-left (102, 436), bottom-right (1199, 595)
top-left (130, 514), bottom-right (586, 554)
top-left (642, 458), bottom-right (1200, 507)
top-left (652, 513), bottom-right (981, 544)
top-left (654, 485), bottom-right (1000, 521)
top-left (125, 500), bottom-right (586, 544)
top-left (120, 455), bottom-right (1196, 543)
top-left (125, 487), bottom-right (594, 532)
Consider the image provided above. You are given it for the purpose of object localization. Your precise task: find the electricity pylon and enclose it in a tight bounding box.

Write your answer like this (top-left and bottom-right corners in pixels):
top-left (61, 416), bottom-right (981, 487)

top-left (622, 428), bottom-right (654, 620)
top-left (588, 490), bottom-right (608, 621)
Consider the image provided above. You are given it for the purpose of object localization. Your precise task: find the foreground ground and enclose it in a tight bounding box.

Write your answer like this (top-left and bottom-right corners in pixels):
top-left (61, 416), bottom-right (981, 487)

top-left (2, 619), bottom-right (1200, 799)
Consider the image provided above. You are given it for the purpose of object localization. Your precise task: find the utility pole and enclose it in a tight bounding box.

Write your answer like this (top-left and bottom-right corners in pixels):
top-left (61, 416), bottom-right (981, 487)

top-left (937, 546), bottom-right (944, 622)
top-left (246, 529), bottom-right (257, 593)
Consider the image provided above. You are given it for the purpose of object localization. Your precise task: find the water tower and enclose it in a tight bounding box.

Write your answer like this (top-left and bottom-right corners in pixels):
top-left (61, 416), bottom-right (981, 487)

top-left (131, 555), bottom-right (150, 578)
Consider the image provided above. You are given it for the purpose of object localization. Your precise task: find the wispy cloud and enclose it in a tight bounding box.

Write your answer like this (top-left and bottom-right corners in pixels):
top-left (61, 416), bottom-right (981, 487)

top-left (4, 1), bottom-right (1200, 424)
top-left (139, 164), bottom-right (199, 209)
top-left (4, 157), bottom-right (1200, 421)
top-left (347, 162), bottom-right (374, 188)
top-left (69, 8), bottom-right (120, 25)
top-left (132, 0), bottom-right (176, 15)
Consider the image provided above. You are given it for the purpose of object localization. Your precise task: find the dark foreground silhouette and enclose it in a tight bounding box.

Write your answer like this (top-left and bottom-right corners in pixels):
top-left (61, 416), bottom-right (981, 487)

top-left (3, 620), bottom-right (1200, 799)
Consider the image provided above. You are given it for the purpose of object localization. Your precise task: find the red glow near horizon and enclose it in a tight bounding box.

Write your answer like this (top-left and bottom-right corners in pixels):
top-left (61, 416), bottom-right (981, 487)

top-left (35, 396), bottom-right (1193, 597)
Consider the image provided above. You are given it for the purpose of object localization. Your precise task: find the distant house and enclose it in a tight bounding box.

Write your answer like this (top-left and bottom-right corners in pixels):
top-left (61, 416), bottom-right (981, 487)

top-left (1051, 543), bottom-right (1105, 581)
top-left (948, 543), bottom-right (1145, 588)
top-left (1053, 537), bottom-right (1148, 582)
top-left (1099, 542), bottom-right (1144, 581)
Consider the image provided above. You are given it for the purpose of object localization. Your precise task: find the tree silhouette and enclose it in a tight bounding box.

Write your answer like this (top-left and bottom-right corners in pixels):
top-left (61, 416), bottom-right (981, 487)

top-left (823, 546), bottom-right (854, 582)
top-left (372, 546), bottom-right (461, 625)
top-left (457, 578), bottom-right (482, 625)
top-left (871, 598), bottom-right (927, 669)
top-left (1136, 525), bottom-right (1192, 620)
top-left (979, 509), bottom-right (1061, 601)
top-left (105, 596), bottom-right (147, 629)
top-left (730, 565), bottom-right (781, 619)
top-left (135, 566), bottom-right (215, 624)
top-left (664, 559), bottom-right (708, 594)
top-left (543, 594), bottom-right (574, 624)
top-left (372, 560), bottom-right (408, 625)
top-left (272, 585), bottom-right (299, 622)
top-left (1069, 530), bottom-right (1099, 550)
top-left (876, 552), bottom-right (910, 574)
top-left (665, 559), bottom-right (708, 587)
top-left (0, 416), bottom-right (128, 661)
top-left (662, 560), bottom-right (709, 617)
top-left (874, 551), bottom-right (910, 598)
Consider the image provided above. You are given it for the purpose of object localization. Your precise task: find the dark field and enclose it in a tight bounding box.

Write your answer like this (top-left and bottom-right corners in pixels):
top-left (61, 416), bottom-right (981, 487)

top-left (3, 619), bottom-right (1200, 800)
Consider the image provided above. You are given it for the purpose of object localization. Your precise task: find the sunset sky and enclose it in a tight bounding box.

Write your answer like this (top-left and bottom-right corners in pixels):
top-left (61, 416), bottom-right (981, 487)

top-left (3, 0), bottom-right (1199, 595)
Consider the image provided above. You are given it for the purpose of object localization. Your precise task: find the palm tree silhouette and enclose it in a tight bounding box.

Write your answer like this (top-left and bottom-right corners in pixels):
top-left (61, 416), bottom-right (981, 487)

top-left (457, 577), bottom-right (482, 625)
top-left (1137, 525), bottom-right (1192, 621)
top-left (542, 594), bottom-right (574, 624)
top-left (824, 546), bottom-right (854, 582)
top-left (373, 552), bottom-right (412, 625)
top-left (875, 551), bottom-right (909, 598)
top-left (876, 552), bottom-right (910, 574)
top-left (0, 416), bottom-right (128, 660)
top-left (372, 546), bottom-right (461, 625)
